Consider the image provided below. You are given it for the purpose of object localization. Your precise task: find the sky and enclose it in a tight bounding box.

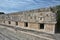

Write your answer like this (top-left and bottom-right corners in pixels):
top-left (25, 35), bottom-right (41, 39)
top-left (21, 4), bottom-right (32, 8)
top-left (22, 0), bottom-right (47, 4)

top-left (0, 0), bottom-right (60, 13)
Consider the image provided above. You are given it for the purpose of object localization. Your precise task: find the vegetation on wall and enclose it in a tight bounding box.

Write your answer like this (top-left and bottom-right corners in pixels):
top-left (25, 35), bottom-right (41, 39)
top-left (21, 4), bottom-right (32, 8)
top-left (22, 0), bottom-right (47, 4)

top-left (0, 12), bottom-right (5, 14)
top-left (57, 7), bottom-right (60, 33)
top-left (51, 5), bottom-right (60, 33)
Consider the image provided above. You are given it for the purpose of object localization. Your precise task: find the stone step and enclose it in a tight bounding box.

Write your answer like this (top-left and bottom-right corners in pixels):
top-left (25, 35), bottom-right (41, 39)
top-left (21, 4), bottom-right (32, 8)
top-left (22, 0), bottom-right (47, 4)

top-left (0, 28), bottom-right (48, 40)
top-left (0, 25), bottom-right (55, 40)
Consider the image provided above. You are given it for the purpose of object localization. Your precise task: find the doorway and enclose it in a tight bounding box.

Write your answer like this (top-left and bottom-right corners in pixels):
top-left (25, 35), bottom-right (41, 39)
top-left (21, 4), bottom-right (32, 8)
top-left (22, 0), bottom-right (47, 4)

top-left (39, 23), bottom-right (44, 29)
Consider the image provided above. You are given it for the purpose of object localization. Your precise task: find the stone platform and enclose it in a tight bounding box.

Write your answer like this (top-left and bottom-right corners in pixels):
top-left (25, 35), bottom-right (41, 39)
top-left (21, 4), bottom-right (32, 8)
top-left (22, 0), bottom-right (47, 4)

top-left (0, 25), bottom-right (59, 40)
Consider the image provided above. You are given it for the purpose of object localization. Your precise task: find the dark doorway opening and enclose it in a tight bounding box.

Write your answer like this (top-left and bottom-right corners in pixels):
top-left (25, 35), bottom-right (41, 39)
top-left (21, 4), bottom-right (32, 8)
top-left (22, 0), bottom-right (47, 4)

top-left (16, 22), bottom-right (18, 25)
top-left (24, 22), bottom-right (28, 27)
top-left (39, 23), bottom-right (44, 29)
top-left (8, 21), bottom-right (11, 24)
top-left (3, 21), bottom-right (5, 23)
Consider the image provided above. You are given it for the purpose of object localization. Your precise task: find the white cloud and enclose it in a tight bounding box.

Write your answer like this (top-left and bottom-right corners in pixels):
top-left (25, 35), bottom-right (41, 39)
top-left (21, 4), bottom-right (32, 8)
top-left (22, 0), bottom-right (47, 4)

top-left (0, 0), bottom-right (60, 13)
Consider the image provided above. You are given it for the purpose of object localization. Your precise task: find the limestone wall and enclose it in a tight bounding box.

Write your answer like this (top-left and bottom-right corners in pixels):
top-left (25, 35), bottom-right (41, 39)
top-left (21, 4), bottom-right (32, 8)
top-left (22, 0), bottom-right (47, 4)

top-left (1, 20), bottom-right (56, 34)
top-left (0, 8), bottom-right (57, 34)
top-left (18, 22), bottom-right (24, 27)
top-left (44, 23), bottom-right (55, 34)
top-left (28, 22), bottom-right (39, 29)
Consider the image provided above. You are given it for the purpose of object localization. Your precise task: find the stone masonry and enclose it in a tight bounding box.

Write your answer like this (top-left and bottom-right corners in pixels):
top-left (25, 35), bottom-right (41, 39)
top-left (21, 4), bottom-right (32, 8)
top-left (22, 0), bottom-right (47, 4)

top-left (0, 8), bottom-right (57, 34)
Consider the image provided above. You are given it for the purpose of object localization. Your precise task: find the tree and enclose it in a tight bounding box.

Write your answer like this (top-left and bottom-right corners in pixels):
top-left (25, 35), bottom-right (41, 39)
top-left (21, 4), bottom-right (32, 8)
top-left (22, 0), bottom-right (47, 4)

top-left (50, 5), bottom-right (60, 33)
top-left (0, 12), bottom-right (5, 14)
top-left (56, 10), bottom-right (60, 32)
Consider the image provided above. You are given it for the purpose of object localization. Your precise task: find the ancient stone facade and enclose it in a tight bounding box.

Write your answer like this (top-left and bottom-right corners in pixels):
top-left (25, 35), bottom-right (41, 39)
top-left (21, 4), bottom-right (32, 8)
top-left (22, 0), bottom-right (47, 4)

top-left (0, 8), bottom-right (57, 34)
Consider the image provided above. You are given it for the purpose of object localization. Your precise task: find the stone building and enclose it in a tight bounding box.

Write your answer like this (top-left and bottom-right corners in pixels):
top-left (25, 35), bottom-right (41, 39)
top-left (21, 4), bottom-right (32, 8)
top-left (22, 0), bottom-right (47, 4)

top-left (0, 8), bottom-right (57, 34)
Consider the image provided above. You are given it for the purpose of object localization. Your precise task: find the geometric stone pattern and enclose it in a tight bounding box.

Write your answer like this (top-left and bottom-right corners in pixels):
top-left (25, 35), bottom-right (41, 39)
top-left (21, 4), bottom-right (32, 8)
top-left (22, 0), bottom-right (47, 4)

top-left (0, 8), bottom-right (57, 24)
